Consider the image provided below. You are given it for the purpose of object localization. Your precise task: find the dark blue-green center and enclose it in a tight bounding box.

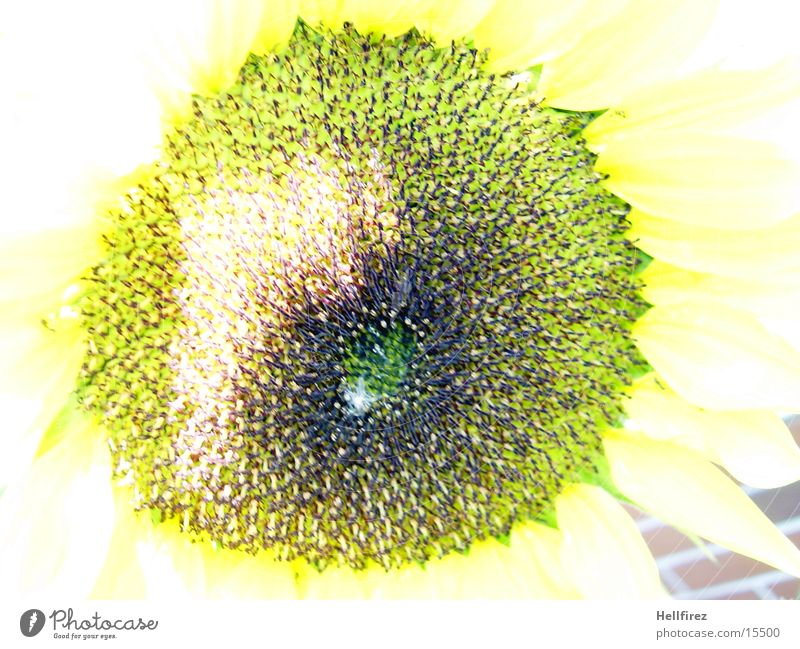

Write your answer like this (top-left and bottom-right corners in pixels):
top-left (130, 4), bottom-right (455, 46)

top-left (342, 323), bottom-right (416, 415)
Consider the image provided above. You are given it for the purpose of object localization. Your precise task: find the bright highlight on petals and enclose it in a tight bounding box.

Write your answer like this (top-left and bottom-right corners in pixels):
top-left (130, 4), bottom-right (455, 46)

top-left (130, 0), bottom-right (299, 122)
top-left (471, 0), bottom-right (621, 73)
top-left (297, 521), bottom-right (575, 599)
top-left (0, 413), bottom-right (113, 598)
top-left (538, 0), bottom-right (718, 110)
top-left (640, 260), bottom-right (800, 322)
top-left (626, 375), bottom-right (800, 489)
top-left (597, 132), bottom-right (800, 230)
top-left (584, 62), bottom-right (800, 146)
top-left (628, 209), bottom-right (800, 279)
top-left (604, 429), bottom-right (800, 579)
top-left (557, 484), bottom-right (666, 599)
top-left (633, 302), bottom-right (800, 411)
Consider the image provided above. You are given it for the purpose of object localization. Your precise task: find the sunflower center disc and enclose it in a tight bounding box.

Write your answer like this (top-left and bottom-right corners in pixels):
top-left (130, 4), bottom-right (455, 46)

top-left (341, 322), bottom-right (416, 415)
top-left (78, 24), bottom-right (643, 569)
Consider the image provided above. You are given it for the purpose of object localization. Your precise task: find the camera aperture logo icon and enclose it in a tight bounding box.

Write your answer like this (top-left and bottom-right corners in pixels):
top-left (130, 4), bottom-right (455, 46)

top-left (20, 609), bottom-right (46, 637)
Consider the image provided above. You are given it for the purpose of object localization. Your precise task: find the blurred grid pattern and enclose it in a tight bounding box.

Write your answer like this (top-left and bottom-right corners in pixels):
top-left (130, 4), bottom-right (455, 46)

top-left (630, 415), bottom-right (800, 600)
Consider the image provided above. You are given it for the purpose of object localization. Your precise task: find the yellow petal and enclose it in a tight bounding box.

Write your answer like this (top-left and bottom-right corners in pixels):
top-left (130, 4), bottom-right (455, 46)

top-left (472, 0), bottom-right (614, 73)
top-left (1, 349), bottom-right (84, 488)
top-left (596, 132), bottom-right (800, 230)
top-left (134, 519), bottom-right (209, 599)
top-left (421, 521), bottom-right (576, 598)
top-left (252, 0), bottom-right (300, 53)
top-left (112, 503), bottom-right (209, 599)
top-left (298, 520), bottom-right (575, 598)
top-left (640, 260), bottom-right (800, 321)
top-left (1, 395), bottom-right (60, 492)
top-left (298, 562), bottom-right (385, 598)
top-left (0, 315), bottom-right (84, 396)
top-left (0, 411), bottom-right (114, 597)
top-left (0, 225), bottom-right (104, 311)
top-left (624, 375), bottom-right (708, 447)
top-left (93, 487), bottom-right (302, 598)
top-left (300, 0), bottom-right (429, 37)
top-left (539, 0), bottom-right (718, 110)
top-left (556, 483), bottom-right (666, 599)
top-left (189, 0), bottom-right (270, 93)
top-left (90, 489), bottom-right (151, 599)
top-left (0, 229), bottom-right (94, 490)
top-left (626, 375), bottom-right (800, 489)
top-left (689, 412), bottom-right (800, 490)
top-left (0, 313), bottom-right (86, 488)
top-left (604, 429), bottom-right (800, 577)
top-left (301, 1), bottom-right (494, 44)
top-left (633, 302), bottom-right (800, 411)
top-left (629, 209), bottom-right (800, 279)
top-left (299, 0), bottom-right (348, 27)
top-left (419, 0), bottom-right (495, 44)
top-left (199, 545), bottom-right (300, 598)
top-left (138, 0), bottom-right (298, 121)
top-left (585, 62), bottom-right (800, 148)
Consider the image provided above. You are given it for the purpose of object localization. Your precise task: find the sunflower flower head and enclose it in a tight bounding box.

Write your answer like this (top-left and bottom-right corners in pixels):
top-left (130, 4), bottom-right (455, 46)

top-left (77, 24), bottom-right (644, 570)
top-left (3, 0), bottom-right (800, 600)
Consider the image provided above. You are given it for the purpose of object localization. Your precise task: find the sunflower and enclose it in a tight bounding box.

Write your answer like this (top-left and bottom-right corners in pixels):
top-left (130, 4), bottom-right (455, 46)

top-left (2, 0), bottom-right (800, 600)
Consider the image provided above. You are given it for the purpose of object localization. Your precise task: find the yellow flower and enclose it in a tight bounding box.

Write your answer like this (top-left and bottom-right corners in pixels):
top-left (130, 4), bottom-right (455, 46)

top-left (2, 0), bottom-right (800, 599)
